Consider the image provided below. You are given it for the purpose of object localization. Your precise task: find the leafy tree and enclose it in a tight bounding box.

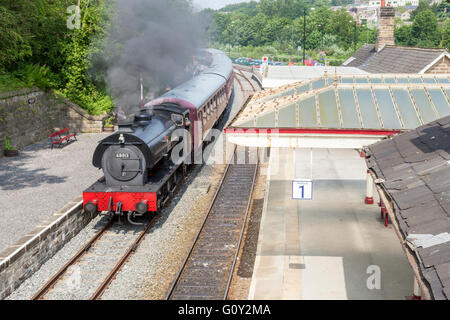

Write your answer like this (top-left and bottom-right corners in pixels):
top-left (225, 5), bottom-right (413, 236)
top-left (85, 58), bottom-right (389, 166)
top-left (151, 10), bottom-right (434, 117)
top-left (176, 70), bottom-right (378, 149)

top-left (411, 9), bottom-right (440, 47)
top-left (395, 25), bottom-right (412, 46)
top-left (440, 18), bottom-right (450, 50)
top-left (411, 0), bottom-right (430, 20)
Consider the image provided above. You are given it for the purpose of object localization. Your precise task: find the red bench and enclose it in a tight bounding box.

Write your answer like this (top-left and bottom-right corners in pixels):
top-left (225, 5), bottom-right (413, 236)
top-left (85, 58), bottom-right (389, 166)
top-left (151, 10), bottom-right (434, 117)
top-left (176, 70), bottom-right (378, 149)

top-left (49, 128), bottom-right (77, 149)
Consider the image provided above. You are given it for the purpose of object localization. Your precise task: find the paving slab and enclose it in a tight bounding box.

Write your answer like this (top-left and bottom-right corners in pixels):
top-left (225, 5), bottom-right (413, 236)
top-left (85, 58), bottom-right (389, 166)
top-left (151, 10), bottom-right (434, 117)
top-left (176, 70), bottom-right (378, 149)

top-left (249, 147), bottom-right (415, 300)
top-left (0, 133), bottom-right (108, 252)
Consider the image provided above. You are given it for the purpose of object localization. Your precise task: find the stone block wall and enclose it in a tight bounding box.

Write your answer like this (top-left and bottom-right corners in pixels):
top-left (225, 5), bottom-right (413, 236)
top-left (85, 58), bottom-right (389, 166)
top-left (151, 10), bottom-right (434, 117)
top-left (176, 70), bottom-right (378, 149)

top-left (0, 89), bottom-right (107, 157)
top-left (426, 56), bottom-right (450, 74)
top-left (0, 198), bottom-right (94, 300)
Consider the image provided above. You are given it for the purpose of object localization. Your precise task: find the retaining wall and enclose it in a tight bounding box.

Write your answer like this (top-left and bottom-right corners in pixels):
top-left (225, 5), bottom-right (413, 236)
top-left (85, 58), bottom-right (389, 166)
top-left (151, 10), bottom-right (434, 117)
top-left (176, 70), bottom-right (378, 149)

top-left (0, 89), bottom-right (107, 157)
top-left (0, 198), bottom-right (95, 299)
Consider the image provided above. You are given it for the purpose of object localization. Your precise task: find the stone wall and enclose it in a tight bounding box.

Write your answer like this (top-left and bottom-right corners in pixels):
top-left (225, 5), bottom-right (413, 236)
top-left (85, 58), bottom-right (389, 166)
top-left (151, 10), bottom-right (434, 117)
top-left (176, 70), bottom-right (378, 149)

top-left (0, 89), bottom-right (107, 156)
top-left (0, 198), bottom-right (94, 300)
top-left (426, 56), bottom-right (450, 74)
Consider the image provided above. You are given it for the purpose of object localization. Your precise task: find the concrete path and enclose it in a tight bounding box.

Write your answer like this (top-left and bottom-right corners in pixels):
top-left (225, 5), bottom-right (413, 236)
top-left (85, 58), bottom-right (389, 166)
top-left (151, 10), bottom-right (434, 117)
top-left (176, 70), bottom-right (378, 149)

top-left (249, 147), bottom-right (414, 300)
top-left (0, 133), bottom-right (108, 252)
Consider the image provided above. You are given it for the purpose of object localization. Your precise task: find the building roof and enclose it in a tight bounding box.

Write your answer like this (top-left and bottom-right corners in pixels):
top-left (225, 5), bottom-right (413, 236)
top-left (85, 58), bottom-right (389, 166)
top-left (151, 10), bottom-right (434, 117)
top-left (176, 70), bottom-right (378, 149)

top-left (342, 44), bottom-right (376, 67)
top-left (232, 74), bottom-right (450, 132)
top-left (364, 115), bottom-right (450, 300)
top-left (343, 45), bottom-right (450, 74)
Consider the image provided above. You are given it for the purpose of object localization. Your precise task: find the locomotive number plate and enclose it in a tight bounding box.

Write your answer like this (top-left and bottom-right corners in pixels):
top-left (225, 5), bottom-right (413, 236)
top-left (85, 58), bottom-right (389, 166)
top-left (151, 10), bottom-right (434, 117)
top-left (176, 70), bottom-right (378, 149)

top-left (116, 153), bottom-right (130, 159)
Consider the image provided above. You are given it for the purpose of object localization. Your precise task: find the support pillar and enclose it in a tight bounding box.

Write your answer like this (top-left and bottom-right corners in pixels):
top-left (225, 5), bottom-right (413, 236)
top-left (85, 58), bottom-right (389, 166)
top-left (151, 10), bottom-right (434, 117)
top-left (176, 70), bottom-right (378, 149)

top-left (406, 278), bottom-right (422, 300)
top-left (365, 170), bottom-right (374, 205)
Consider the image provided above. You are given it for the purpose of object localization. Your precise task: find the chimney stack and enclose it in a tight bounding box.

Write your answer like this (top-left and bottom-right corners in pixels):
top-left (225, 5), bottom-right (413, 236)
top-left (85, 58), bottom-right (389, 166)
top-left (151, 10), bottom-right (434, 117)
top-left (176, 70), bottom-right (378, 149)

top-left (375, 7), bottom-right (395, 51)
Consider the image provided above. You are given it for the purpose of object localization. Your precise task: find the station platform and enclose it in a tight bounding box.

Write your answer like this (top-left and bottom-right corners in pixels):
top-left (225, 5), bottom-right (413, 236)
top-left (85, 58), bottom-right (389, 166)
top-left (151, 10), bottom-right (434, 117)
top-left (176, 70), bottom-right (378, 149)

top-left (0, 133), bottom-right (108, 252)
top-left (262, 65), bottom-right (367, 88)
top-left (249, 147), bottom-right (414, 299)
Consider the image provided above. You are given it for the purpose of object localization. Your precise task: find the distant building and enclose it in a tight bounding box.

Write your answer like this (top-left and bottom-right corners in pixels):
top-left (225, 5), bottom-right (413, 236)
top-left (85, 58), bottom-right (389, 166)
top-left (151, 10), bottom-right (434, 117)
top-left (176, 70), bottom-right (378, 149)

top-left (343, 7), bottom-right (450, 74)
top-left (368, 0), bottom-right (419, 6)
top-left (395, 10), bottom-right (411, 20)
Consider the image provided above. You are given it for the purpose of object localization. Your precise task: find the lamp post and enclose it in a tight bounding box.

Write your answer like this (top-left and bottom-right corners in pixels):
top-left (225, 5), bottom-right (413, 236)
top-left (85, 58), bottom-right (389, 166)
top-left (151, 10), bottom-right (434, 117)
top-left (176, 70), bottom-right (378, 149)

top-left (303, 8), bottom-right (306, 66)
top-left (303, 7), bottom-right (315, 66)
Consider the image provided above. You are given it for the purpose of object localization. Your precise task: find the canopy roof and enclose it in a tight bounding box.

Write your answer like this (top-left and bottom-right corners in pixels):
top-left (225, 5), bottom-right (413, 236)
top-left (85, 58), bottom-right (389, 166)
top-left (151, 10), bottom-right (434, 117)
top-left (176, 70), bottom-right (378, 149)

top-left (232, 74), bottom-right (450, 132)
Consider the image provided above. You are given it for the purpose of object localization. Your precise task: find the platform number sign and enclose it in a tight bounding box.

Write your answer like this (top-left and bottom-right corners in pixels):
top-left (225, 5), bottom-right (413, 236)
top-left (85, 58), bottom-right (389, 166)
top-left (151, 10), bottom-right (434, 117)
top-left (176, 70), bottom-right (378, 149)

top-left (292, 180), bottom-right (313, 200)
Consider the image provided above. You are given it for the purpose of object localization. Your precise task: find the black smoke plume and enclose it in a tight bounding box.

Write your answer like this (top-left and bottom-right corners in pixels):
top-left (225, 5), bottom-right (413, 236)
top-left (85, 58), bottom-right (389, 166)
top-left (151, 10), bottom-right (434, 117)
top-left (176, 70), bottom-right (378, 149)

top-left (104, 0), bottom-right (205, 116)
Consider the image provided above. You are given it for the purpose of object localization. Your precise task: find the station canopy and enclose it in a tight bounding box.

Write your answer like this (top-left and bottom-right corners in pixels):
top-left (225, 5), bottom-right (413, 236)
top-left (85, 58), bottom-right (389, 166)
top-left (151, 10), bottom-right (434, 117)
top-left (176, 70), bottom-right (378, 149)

top-left (232, 74), bottom-right (450, 132)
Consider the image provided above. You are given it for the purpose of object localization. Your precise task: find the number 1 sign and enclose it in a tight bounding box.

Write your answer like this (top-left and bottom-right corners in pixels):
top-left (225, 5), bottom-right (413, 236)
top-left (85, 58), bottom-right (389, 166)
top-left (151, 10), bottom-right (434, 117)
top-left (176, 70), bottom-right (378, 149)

top-left (292, 180), bottom-right (313, 200)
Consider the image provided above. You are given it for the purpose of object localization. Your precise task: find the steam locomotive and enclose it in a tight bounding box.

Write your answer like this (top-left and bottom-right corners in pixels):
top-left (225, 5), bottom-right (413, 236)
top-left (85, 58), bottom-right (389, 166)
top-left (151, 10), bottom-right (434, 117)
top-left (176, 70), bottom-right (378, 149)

top-left (83, 49), bottom-right (233, 223)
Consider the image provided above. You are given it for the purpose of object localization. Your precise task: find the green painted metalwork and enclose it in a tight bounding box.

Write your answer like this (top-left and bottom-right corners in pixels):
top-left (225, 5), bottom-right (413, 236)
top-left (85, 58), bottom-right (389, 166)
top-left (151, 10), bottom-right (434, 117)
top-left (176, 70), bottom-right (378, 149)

top-left (391, 89), bottom-right (421, 129)
top-left (356, 89), bottom-right (381, 128)
top-left (318, 89), bottom-right (340, 128)
top-left (296, 84), bottom-right (310, 94)
top-left (255, 112), bottom-right (276, 127)
top-left (423, 78), bottom-right (436, 84)
top-left (411, 89), bottom-right (438, 124)
top-left (312, 78), bottom-right (326, 90)
top-left (383, 77), bottom-right (396, 84)
top-left (338, 89), bottom-right (361, 128)
top-left (374, 89), bottom-right (402, 129)
top-left (299, 96), bottom-right (317, 128)
top-left (428, 88), bottom-right (450, 117)
top-left (410, 77), bottom-right (423, 84)
top-left (370, 77), bottom-right (382, 84)
top-left (278, 103), bottom-right (298, 127)
top-left (436, 77), bottom-right (449, 84)
top-left (341, 77), bottom-right (354, 84)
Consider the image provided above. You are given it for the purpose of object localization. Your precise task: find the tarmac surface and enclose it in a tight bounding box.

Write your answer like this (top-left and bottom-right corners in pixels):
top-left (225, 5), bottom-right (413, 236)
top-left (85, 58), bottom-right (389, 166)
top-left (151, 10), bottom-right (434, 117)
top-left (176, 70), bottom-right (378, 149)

top-left (0, 133), bottom-right (108, 252)
top-left (249, 147), bottom-right (415, 299)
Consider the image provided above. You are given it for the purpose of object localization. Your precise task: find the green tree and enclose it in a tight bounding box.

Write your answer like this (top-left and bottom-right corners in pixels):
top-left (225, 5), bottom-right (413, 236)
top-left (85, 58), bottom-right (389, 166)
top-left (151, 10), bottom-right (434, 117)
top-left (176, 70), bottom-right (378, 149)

top-left (395, 25), bottom-right (412, 46)
top-left (411, 9), bottom-right (440, 47)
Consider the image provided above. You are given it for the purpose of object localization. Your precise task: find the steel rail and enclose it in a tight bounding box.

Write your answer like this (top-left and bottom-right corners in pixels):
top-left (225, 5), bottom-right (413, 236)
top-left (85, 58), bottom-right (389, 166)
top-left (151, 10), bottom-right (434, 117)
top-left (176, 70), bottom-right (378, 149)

top-left (90, 218), bottom-right (155, 300)
top-left (164, 145), bottom-right (236, 300)
top-left (223, 151), bottom-right (258, 299)
top-left (236, 69), bottom-right (256, 92)
top-left (166, 146), bottom-right (259, 300)
top-left (31, 218), bottom-right (114, 300)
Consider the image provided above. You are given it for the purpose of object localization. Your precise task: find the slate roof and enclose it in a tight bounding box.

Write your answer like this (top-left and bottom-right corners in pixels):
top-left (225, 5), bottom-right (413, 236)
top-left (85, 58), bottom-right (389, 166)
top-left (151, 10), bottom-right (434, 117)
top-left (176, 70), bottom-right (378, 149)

top-left (365, 115), bottom-right (450, 300)
top-left (343, 45), bottom-right (449, 74)
top-left (342, 44), bottom-right (376, 67)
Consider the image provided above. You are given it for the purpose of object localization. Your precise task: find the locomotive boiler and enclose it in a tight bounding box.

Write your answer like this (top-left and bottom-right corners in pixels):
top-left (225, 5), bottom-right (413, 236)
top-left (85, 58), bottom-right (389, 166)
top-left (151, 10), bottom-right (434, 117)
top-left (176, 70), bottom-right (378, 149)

top-left (83, 49), bottom-right (233, 223)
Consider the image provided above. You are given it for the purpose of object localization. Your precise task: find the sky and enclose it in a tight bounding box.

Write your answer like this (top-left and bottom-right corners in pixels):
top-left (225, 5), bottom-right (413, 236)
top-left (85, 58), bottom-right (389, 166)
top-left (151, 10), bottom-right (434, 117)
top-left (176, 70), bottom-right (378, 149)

top-left (192, 0), bottom-right (254, 10)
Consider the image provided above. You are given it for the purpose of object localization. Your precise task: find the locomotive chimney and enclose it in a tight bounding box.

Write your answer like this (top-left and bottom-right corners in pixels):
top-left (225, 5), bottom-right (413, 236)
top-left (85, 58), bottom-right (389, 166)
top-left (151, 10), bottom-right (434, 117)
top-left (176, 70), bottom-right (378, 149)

top-left (375, 6), bottom-right (395, 51)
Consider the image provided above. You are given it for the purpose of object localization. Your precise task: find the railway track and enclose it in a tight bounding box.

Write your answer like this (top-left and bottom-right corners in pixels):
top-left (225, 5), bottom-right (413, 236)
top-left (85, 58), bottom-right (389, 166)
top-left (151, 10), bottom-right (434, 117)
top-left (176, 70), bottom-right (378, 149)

top-left (233, 67), bottom-right (257, 93)
top-left (166, 147), bottom-right (259, 300)
top-left (31, 215), bottom-right (157, 300)
top-left (29, 71), bottom-right (255, 301)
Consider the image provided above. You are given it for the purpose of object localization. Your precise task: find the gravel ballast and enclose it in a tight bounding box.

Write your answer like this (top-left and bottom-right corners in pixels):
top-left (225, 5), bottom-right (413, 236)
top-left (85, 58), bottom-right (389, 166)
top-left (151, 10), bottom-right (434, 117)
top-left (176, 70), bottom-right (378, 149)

top-left (5, 73), bottom-right (262, 300)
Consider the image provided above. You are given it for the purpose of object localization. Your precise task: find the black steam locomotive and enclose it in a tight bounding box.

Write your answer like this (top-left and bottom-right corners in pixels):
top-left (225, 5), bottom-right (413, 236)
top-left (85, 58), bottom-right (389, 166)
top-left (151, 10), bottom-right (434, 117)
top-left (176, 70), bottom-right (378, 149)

top-left (83, 49), bottom-right (233, 223)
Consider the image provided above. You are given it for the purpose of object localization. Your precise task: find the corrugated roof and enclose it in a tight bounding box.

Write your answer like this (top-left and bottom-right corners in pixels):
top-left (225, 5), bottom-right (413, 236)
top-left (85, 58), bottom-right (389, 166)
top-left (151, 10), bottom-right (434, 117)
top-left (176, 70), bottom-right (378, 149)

top-left (364, 115), bottom-right (450, 299)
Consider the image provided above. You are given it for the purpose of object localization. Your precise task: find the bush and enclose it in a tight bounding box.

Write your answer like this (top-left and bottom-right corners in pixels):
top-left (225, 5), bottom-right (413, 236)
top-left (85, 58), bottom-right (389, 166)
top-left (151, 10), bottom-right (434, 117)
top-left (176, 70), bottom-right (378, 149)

top-left (13, 64), bottom-right (57, 90)
top-left (60, 88), bottom-right (114, 116)
top-left (0, 70), bottom-right (26, 92)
